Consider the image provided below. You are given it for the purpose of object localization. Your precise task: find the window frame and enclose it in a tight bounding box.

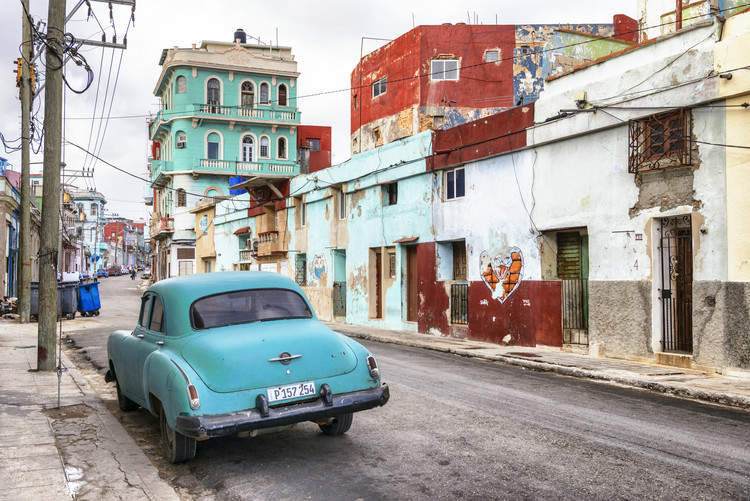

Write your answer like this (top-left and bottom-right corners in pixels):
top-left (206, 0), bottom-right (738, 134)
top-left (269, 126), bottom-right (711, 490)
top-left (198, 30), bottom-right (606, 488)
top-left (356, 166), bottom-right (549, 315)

top-left (372, 77), bottom-right (386, 98)
top-left (240, 81), bottom-right (255, 108)
top-left (430, 59), bottom-right (459, 81)
top-left (176, 188), bottom-right (187, 207)
top-left (485, 50), bottom-right (499, 63)
top-left (306, 138), bottom-right (320, 152)
top-left (176, 75), bottom-right (187, 94)
top-left (241, 135), bottom-right (254, 162)
top-left (205, 130), bottom-right (222, 160)
top-left (444, 167), bottom-right (465, 201)
top-left (259, 82), bottom-right (270, 105)
top-left (206, 77), bottom-right (221, 105)
top-left (277, 136), bottom-right (287, 160)
top-left (299, 200), bottom-right (307, 227)
top-left (260, 136), bottom-right (270, 158)
top-left (338, 190), bottom-right (346, 220)
top-left (278, 83), bottom-right (288, 107)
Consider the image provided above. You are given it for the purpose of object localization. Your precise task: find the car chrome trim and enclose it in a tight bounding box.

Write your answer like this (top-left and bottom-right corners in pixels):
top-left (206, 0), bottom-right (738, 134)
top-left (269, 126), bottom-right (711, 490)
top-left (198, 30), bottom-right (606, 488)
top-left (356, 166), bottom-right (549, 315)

top-left (268, 353), bottom-right (302, 365)
top-left (175, 383), bottom-right (390, 439)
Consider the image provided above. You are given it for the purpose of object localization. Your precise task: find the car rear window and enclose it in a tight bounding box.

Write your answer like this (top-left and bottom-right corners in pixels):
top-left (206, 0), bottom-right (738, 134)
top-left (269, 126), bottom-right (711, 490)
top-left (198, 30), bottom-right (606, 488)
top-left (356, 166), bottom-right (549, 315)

top-left (190, 288), bottom-right (313, 329)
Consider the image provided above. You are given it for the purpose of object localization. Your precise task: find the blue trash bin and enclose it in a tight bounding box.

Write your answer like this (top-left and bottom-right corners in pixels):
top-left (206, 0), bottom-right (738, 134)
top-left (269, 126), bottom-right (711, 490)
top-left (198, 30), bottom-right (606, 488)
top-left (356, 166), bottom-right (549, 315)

top-left (78, 282), bottom-right (101, 316)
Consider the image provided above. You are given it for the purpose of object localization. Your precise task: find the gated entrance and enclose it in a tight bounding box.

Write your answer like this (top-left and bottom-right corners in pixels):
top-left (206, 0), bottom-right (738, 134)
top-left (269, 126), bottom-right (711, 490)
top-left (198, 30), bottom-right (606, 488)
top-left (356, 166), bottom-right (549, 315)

top-left (557, 231), bottom-right (589, 345)
top-left (659, 215), bottom-right (693, 353)
top-left (332, 250), bottom-right (346, 317)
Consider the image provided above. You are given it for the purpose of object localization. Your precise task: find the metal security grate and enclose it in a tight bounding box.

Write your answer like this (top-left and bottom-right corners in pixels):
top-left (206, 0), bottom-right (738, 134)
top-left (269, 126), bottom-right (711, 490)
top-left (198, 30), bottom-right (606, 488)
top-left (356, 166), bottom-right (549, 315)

top-left (629, 109), bottom-right (691, 174)
top-left (333, 281), bottom-right (346, 316)
top-left (561, 278), bottom-right (589, 345)
top-left (659, 216), bottom-right (693, 353)
top-left (450, 283), bottom-right (468, 325)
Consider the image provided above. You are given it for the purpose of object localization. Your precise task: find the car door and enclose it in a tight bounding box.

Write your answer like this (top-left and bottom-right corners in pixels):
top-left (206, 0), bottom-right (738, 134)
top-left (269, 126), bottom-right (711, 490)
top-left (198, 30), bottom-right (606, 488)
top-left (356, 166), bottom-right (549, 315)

top-left (120, 294), bottom-right (152, 401)
top-left (131, 294), bottom-right (167, 404)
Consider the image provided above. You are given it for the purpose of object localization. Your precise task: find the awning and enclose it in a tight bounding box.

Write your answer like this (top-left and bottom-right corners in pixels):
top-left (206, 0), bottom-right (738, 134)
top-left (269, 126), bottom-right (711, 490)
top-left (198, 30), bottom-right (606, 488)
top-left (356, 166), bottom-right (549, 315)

top-left (393, 236), bottom-right (419, 243)
top-left (233, 227), bottom-right (251, 235)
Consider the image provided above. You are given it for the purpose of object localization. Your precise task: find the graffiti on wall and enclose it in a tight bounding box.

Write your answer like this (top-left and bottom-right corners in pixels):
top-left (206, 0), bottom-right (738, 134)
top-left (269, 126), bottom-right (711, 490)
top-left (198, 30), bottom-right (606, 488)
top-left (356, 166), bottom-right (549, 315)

top-left (480, 247), bottom-right (523, 303)
top-left (311, 254), bottom-right (327, 284)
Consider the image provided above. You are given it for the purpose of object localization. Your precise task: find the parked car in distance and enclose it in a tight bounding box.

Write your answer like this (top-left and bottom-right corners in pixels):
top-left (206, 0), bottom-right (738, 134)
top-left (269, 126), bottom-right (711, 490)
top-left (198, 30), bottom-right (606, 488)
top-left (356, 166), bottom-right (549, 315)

top-left (141, 266), bottom-right (152, 279)
top-left (81, 270), bottom-right (91, 281)
top-left (106, 271), bottom-right (389, 463)
top-left (108, 266), bottom-right (121, 276)
top-left (97, 268), bottom-right (108, 278)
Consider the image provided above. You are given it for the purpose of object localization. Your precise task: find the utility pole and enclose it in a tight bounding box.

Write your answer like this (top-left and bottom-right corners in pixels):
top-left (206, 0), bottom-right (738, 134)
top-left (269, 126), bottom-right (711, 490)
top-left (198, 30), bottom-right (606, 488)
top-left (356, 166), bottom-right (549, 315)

top-left (18, 0), bottom-right (33, 323)
top-left (38, 0), bottom-right (65, 372)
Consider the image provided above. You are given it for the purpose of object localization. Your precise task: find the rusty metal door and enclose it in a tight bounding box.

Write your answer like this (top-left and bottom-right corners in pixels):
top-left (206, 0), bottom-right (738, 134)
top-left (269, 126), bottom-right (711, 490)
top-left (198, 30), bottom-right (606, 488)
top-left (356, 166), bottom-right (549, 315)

top-left (375, 251), bottom-right (382, 319)
top-left (659, 216), bottom-right (693, 353)
top-left (406, 246), bottom-right (418, 322)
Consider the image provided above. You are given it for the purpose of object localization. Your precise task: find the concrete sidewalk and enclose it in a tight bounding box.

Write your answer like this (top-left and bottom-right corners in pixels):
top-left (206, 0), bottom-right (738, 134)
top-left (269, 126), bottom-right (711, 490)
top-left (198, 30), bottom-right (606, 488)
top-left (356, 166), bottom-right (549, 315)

top-left (0, 319), bottom-right (179, 501)
top-left (325, 322), bottom-right (750, 411)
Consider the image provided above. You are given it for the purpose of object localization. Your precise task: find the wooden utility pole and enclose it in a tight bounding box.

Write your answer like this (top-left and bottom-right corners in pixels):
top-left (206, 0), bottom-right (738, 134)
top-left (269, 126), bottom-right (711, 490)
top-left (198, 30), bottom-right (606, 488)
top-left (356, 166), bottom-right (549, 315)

top-left (38, 0), bottom-right (66, 371)
top-left (18, 0), bottom-right (33, 323)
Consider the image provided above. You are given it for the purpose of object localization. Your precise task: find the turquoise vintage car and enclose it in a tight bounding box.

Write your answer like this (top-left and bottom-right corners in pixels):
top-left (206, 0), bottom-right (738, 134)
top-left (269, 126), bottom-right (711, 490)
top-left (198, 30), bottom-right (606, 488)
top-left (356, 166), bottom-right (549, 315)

top-left (106, 271), bottom-right (389, 463)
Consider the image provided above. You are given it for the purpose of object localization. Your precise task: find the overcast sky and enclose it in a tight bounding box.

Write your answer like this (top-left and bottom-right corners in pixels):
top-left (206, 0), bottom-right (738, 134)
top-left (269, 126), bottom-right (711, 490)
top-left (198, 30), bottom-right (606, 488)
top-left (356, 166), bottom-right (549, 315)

top-left (1, 0), bottom-right (637, 220)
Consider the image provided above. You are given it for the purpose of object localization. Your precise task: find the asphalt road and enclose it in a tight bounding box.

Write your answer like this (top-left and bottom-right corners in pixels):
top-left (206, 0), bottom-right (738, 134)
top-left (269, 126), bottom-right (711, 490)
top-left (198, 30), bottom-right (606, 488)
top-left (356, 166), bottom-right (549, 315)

top-left (64, 276), bottom-right (750, 501)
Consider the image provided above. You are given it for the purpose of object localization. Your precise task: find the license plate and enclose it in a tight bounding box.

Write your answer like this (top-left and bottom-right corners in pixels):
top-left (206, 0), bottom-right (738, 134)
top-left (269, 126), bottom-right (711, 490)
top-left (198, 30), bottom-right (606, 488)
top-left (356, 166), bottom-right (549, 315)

top-left (267, 381), bottom-right (316, 403)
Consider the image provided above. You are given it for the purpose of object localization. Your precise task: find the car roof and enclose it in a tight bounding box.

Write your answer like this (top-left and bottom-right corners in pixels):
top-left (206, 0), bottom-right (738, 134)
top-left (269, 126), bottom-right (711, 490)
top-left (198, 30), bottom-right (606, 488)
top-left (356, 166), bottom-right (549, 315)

top-left (146, 272), bottom-right (313, 332)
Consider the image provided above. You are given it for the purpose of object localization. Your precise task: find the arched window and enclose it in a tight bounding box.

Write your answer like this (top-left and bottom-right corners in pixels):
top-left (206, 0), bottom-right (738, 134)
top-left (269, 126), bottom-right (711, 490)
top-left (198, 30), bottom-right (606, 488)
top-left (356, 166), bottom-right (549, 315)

top-left (207, 132), bottom-right (221, 159)
top-left (242, 136), bottom-right (254, 162)
top-left (241, 82), bottom-right (254, 107)
top-left (207, 78), bottom-right (220, 105)
top-left (277, 137), bottom-right (287, 159)
top-left (278, 84), bottom-right (287, 106)
top-left (177, 188), bottom-right (187, 207)
top-left (176, 76), bottom-right (187, 94)
top-left (260, 136), bottom-right (270, 157)
top-left (260, 83), bottom-right (269, 105)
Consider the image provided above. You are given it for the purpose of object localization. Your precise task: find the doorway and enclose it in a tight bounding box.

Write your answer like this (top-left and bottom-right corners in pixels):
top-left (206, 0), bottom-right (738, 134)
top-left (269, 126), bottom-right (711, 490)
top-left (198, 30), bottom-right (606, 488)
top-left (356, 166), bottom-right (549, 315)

top-left (659, 215), bottom-right (693, 353)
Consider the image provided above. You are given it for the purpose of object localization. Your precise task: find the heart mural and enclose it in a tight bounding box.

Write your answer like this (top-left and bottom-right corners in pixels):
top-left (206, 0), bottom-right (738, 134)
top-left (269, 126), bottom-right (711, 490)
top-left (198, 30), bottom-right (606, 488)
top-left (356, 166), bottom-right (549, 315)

top-left (480, 247), bottom-right (523, 303)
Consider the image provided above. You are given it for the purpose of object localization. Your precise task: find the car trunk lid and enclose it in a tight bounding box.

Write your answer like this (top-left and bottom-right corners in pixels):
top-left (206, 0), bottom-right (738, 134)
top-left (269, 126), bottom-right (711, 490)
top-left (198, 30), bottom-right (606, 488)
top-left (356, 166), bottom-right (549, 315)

top-left (181, 319), bottom-right (358, 393)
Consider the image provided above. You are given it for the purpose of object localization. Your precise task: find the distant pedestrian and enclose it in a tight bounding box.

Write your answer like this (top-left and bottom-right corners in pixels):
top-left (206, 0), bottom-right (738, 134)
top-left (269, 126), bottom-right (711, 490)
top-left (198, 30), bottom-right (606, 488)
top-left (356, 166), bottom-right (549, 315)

top-left (131, 268), bottom-right (136, 280)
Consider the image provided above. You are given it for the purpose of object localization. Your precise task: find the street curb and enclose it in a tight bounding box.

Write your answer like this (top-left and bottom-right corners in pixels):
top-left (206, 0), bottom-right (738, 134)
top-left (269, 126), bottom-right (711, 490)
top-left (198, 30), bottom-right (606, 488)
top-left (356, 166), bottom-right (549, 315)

top-left (57, 347), bottom-right (181, 500)
top-left (340, 329), bottom-right (750, 411)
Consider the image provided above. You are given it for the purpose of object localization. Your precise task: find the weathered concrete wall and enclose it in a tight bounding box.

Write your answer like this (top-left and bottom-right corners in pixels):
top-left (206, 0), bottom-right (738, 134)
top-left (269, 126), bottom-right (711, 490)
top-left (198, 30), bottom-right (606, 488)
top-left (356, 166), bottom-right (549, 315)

top-left (588, 281), bottom-right (653, 359)
top-left (715, 11), bottom-right (750, 281)
top-left (692, 281), bottom-right (750, 370)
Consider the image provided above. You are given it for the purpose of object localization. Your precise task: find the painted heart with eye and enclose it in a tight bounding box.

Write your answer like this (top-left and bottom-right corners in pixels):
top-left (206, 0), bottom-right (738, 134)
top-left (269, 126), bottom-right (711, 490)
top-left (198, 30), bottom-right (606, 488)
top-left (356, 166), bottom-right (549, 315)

top-left (480, 247), bottom-right (523, 303)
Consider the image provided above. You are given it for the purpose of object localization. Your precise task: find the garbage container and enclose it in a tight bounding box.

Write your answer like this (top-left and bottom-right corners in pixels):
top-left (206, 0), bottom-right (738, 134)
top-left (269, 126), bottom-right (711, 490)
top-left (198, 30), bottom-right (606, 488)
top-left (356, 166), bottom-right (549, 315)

top-left (61, 282), bottom-right (78, 319)
top-left (30, 282), bottom-right (62, 319)
top-left (77, 282), bottom-right (101, 317)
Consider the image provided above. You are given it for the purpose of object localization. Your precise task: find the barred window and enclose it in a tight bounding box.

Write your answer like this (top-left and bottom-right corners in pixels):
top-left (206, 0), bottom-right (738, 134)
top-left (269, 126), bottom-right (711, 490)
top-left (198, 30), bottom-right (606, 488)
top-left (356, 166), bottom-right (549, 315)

top-left (629, 109), bottom-right (691, 173)
top-left (295, 254), bottom-right (307, 286)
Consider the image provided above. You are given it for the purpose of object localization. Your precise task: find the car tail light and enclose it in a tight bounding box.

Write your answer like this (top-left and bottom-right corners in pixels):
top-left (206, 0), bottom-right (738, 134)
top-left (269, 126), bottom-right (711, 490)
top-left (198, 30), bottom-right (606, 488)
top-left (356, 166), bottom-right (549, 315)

top-left (366, 355), bottom-right (380, 378)
top-left (187, 384), bottom-right (200, 410)
top-left (172, 359), bottom-right (201, 410)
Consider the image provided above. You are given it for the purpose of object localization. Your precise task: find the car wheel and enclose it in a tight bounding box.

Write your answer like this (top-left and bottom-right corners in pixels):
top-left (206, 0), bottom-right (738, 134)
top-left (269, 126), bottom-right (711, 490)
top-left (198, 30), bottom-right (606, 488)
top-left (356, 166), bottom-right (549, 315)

top-left (160, 407), bottom-right (196, 463)
top-left (318, 412), bottom-right (353, 436)
top-left (115, 376), bottom-right (139, 412)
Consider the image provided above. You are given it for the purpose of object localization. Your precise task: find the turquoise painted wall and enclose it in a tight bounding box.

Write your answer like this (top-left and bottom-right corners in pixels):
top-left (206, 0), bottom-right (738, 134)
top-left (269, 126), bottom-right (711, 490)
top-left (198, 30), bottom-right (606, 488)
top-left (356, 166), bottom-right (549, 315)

top-left (289, 131), bottom-right (433, 329)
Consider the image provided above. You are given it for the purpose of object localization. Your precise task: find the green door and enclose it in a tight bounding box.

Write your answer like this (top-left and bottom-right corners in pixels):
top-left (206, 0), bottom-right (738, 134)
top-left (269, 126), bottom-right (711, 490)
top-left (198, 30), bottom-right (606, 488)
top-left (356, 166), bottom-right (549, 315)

top-left (557, 232), bottom-right (589, 345)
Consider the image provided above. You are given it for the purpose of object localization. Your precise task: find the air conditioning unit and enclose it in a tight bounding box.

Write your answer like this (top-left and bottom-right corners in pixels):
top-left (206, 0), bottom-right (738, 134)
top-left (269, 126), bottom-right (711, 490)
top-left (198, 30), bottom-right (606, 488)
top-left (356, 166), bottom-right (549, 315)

top-left (250, 238), bottom-right (259, 253)
top-left (176, 141), bottom-right (186, 149)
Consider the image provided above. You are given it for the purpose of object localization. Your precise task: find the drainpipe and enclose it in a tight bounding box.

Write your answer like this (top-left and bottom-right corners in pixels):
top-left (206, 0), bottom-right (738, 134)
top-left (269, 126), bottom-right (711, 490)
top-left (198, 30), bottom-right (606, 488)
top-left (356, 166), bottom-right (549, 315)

top-left (676, 0), bottom-right (682, 30)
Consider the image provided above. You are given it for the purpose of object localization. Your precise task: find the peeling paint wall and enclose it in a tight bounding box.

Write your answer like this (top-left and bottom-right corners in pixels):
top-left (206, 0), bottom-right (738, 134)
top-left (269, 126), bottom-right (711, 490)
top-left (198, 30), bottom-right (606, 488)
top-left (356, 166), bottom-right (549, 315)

top-left (351, 22), bottom-right (623, 155)
top-left (289, 132), bottom-right (433, 329)
top-left (530, 16), bottom-right (749, 369)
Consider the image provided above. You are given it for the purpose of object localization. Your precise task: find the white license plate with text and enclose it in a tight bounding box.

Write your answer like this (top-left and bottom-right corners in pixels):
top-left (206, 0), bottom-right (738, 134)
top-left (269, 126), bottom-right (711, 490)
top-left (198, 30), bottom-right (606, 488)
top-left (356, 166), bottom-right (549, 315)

top-left (267, 381), bottom-right (316, 403)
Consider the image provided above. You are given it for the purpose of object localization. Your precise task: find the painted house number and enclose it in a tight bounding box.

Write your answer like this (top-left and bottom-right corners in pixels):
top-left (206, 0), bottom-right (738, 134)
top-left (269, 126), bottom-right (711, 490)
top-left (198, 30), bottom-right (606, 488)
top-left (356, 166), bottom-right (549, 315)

top-left (480, 299), bottom-right (489, 306)
top-left (634, 260), bottom-right (639, 270)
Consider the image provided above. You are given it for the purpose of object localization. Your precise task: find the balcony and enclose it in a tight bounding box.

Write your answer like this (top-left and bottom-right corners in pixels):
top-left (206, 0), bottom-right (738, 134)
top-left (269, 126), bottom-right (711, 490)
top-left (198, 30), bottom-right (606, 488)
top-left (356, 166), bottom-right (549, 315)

top-left (150, 104), bottom-right (301, 138)
top-left (239, 248), bottom-right (255, 263)
top-left (194, 158), bottom-right (298, 177)
top-left (150, 158), bottom-right (298, 185)
top-left (257, 231), bottom-right (284, 257)
top-left (150, 217), bottom-right (174, 238)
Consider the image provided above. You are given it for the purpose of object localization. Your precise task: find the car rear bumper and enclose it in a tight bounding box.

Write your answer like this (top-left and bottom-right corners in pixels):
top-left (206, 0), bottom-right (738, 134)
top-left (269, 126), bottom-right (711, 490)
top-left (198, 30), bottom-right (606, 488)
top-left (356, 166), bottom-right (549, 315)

top-left (174, 383), bottom-right (390, 438)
